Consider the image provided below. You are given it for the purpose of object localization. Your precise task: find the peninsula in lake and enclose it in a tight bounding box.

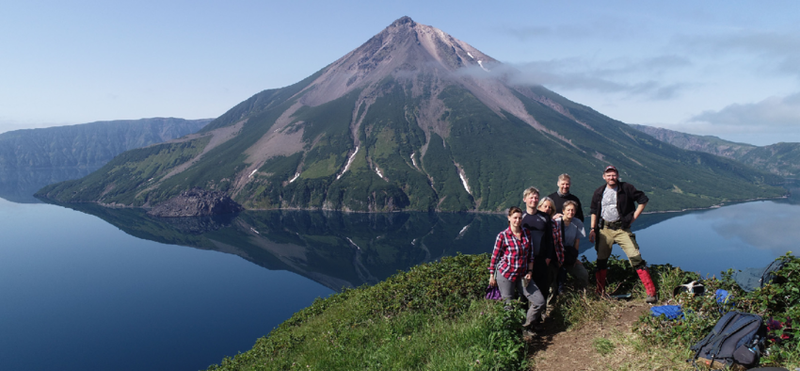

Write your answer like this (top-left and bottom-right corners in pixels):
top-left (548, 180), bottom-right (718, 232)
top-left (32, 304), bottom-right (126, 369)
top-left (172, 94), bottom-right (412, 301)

top-left (0, 117), bottom-right (210, 203)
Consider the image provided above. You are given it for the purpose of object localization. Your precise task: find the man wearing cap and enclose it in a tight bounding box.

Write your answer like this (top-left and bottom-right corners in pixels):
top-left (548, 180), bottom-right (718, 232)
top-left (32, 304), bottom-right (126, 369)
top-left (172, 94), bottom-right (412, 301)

top-left (589, 165), bottom-right (657, 303)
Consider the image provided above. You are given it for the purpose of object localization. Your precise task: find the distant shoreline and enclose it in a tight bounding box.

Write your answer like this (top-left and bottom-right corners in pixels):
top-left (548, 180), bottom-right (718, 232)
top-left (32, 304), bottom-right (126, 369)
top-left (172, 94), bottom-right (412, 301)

top-left (35, 193), bottom-right (791, 216)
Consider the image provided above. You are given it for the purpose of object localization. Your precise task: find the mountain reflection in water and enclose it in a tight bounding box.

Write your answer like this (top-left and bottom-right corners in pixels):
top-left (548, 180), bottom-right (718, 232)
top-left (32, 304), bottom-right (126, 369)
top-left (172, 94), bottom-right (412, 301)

top-left (63, 204), bottom-right (513, 291)
top-left (58, 195), bottom-right (800, 290)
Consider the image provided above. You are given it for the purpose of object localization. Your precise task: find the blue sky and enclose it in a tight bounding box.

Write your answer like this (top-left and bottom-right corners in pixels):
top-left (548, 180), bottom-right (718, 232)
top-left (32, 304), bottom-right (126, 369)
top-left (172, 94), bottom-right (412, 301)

top-left (2, 1), bottom-right (799, 146)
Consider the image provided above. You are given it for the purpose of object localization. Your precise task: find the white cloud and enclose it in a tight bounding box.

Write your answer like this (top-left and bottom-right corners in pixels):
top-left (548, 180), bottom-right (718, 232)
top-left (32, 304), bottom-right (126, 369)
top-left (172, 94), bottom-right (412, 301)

top-left (690, 92), bottom-right (800, 128)
top-left (503, 55), bottom-right (692, 100)
top-left (698, 201), bottom-right (800, 256)
top-left (675, 31), bottom-right (800, 80)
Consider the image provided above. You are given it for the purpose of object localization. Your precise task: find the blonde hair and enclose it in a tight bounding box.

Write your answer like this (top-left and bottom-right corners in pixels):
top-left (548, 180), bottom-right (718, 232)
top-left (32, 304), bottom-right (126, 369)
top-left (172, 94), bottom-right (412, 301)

top-left (522, 186), bottom-right (540, 200)
top-left (537, 197), bottom-right (555, 216)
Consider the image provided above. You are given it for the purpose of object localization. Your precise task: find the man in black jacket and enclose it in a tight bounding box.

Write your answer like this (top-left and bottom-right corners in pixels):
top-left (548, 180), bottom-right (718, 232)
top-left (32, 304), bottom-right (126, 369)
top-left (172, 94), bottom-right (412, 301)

top-left (589, 165), bottom-right (657, 303)
top-left (548, 173), bottom-right (584, 222)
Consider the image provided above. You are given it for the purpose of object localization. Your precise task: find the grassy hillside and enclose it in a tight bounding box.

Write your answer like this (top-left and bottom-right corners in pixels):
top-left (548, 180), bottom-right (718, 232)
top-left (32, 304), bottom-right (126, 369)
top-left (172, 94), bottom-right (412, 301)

top-left (37, 137), bottom-right (211, 205)
top-left (203, 253), bottom-right (800, 370)
top-left (205, 254), bottom-right (528, 370)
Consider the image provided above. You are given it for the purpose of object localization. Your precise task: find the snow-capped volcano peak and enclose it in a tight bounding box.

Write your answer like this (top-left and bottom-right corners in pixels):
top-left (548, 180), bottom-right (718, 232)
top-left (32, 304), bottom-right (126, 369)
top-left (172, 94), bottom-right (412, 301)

top-left (297, 16), bottom-right (499, 106)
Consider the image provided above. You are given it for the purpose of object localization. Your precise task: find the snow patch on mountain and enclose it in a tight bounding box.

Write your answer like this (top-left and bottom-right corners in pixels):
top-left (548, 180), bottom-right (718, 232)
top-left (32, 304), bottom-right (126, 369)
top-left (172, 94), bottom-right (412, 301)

top-left (459, 172), bottom-right (471, 195)
top-left (338, 146), bottom-right (360, 180)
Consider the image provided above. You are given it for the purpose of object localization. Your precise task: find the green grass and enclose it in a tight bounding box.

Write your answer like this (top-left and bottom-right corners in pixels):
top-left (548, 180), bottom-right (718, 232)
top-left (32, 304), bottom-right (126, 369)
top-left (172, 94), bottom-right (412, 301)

top-left (205, 254), bottom-right (530, 371)
top-left (569, 254), bottom-right (800, 370)
top-left (202, 252), bottom-right (800, 370)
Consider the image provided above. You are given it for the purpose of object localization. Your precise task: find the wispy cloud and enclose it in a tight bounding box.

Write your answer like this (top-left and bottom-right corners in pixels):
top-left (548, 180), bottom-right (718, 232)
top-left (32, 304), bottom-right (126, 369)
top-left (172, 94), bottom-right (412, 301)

top-left (500, 25), bottom-right (552, 41)
top-left (502, 55), bottom-right (692, 100)
top-left (675, 31), bottom-right (800, 79)
top-left (499, 15), bottom-right (641, 42)
top-left (690, 92), bottom-right (800, 127)
top-left (699, 201), bottom-right (800, 256)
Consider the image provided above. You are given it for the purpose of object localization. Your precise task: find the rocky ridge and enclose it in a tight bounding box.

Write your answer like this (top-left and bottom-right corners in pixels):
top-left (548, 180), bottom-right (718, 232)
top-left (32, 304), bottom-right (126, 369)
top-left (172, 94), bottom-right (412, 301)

top-left (147, 188), bottom-right (243, 217)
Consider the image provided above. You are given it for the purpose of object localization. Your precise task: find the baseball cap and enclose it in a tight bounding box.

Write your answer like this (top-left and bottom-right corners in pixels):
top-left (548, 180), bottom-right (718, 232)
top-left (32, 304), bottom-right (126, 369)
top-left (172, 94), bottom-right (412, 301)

top-left (604, 165), bottom-right (618, 173)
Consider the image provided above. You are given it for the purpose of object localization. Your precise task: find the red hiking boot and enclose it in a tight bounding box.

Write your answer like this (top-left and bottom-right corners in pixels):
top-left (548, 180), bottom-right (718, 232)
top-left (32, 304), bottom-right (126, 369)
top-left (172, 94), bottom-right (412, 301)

top-left (636, 267), bottom-right (658, 304)
top-left (595, 269), bottom-right (607, 297)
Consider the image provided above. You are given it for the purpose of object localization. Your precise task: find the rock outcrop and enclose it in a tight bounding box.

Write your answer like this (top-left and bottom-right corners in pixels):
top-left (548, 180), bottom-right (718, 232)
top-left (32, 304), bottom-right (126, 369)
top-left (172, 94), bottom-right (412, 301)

top-left (147, 188), bottom-right (243, 217)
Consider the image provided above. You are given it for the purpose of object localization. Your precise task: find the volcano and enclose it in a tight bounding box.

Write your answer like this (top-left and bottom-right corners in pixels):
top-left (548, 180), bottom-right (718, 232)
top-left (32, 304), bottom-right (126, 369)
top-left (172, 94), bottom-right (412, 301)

top-left (38, 17), bottom-right (783, 212)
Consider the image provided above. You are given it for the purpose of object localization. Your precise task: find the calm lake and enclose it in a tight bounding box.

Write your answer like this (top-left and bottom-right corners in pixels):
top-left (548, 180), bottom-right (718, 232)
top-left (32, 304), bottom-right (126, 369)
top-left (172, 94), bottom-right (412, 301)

top-left (1, 190), bottom-right (798, 370)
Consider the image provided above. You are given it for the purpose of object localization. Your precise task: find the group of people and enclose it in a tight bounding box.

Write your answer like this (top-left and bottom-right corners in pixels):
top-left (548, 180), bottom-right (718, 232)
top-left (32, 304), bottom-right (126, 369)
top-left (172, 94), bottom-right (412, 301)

top-left (488, 166), bottom-right (658, 334)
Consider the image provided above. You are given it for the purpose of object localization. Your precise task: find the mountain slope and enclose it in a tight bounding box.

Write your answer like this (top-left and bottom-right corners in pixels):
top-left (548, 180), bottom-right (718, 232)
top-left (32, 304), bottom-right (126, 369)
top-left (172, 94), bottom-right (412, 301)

top-left (631, 124), bottom-right (800, 178)
top-left (0, 117), bottom-right (212, 203)
top-left (37, 17), bottom-right (785, 212)
top-left (0, 117), bottom-right (212, 169)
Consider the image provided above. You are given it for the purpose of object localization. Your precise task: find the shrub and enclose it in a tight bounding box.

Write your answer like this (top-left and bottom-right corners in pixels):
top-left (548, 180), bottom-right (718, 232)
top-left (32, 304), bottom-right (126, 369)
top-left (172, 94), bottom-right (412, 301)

top-left (635, 253), bottom-right (800, 368)
top-left (206, 254), bottom-right (532, 371)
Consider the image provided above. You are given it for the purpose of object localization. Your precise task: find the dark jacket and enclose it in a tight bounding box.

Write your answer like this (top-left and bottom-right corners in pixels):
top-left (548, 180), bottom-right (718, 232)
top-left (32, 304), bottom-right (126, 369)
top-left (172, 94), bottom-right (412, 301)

top-left (589, 181), bottom-right (648, 229)
top-left (521, 211), bottom-right (555, 261)
top-left (548, 191), bottom-right (585, 223)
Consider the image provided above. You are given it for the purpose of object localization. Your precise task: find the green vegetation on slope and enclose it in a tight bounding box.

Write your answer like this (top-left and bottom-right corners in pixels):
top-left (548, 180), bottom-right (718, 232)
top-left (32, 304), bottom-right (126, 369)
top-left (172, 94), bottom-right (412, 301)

top-left (632, 254), bottom-right (800, 369)
top-left (206, 253), bottom-right (800, 370)
top-left (35, 79), bottom-right (786, 212)
top-left (630, 123), bottom-right (800, 178)
top-left (206, 254), bottom-right (529, 371)
top-left (515, 86), bottom-right (785, 210)
top-left (357, 79), bottom-right (436, 211)
top-left (36, 137), bottom-right (211, 205)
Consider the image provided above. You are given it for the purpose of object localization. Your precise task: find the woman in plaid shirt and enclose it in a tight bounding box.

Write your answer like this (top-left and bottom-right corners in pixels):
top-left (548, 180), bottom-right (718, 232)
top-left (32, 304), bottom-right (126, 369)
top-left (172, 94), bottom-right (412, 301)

top-left (489, 206), bottom-right (546, 332)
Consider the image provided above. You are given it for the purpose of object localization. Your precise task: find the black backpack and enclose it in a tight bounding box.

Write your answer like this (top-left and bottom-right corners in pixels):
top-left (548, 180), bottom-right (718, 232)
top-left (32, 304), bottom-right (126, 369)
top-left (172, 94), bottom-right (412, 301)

top-left (690, 311), bottom-right (767, 370)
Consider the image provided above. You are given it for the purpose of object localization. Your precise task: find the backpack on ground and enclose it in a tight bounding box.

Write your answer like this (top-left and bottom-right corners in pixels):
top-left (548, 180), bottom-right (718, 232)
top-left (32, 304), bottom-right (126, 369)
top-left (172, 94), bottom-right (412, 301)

top-left (734, 258), bottom-right (789, 292)
top-left (690, 311), bottom-right (767, 370)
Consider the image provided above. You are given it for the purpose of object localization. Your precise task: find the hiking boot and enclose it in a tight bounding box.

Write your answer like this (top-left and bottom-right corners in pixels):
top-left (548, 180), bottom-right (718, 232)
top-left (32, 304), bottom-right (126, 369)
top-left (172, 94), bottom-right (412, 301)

top-left (541, 305), bottom-right (553, 321)
top-left (595, 269), bottom-right (608, 296)
top-left (523, 322), bottom-right (544, 337)
top-left (522, 328), bottom-right (539, 338)
top-left (636, 267), bottom-right (658, 302)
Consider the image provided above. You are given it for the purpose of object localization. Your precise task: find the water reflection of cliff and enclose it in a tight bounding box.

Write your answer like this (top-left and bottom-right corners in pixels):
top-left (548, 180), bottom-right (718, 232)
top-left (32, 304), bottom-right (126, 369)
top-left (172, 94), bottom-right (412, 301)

top-left (56, 204), bottom-right (510, 291)
top-left (0, 167), bottom-right (100, 203)
top-left (48, 199), bottom-right (717, 292)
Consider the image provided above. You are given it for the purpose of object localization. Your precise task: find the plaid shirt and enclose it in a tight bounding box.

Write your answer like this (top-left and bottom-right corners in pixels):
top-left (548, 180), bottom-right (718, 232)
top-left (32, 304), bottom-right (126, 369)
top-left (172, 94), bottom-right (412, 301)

top-left (489, 227), bottom-right (533, 281)
top-left (551, 218), bottom-right (565, 265)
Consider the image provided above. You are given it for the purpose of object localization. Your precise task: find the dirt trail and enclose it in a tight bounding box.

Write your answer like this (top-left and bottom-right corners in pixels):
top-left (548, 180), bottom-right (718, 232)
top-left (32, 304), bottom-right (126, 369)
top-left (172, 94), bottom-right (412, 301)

top-left (528, 301), bottom-right (650, 371)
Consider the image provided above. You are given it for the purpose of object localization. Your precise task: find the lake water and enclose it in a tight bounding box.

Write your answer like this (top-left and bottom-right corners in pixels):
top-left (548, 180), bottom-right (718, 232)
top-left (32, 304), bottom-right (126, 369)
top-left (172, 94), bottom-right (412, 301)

top-left (1, 193), bottom-right (797, 370)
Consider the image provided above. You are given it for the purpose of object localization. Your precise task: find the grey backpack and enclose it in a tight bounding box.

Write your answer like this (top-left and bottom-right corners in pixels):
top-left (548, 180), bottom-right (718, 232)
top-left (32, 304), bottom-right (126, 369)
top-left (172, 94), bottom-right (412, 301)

top-left (734, 258), bottom-right (789, 292)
